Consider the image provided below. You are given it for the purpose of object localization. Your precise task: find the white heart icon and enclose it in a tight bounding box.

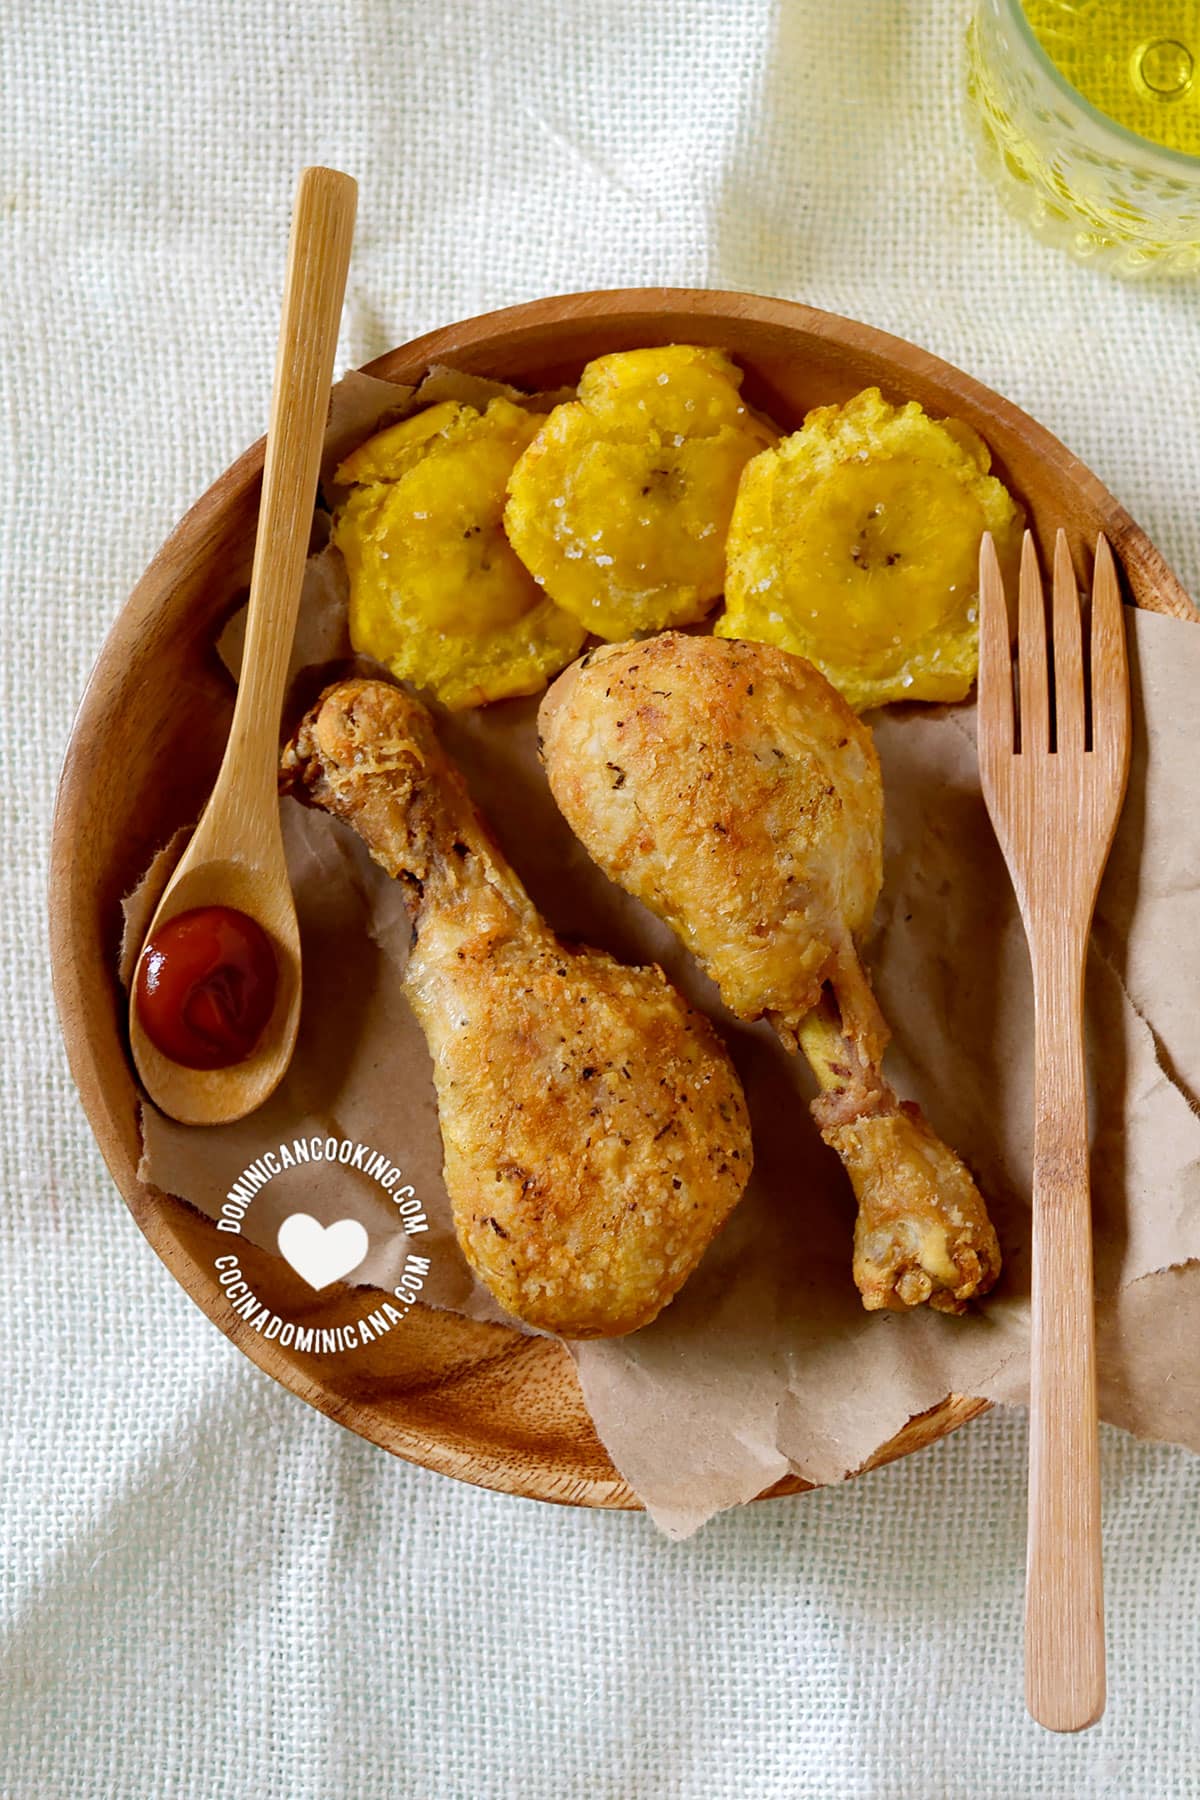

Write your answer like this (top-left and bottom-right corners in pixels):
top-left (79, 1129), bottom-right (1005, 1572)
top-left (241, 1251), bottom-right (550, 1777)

top-left (277, 1213), bottom-right (369, 1291)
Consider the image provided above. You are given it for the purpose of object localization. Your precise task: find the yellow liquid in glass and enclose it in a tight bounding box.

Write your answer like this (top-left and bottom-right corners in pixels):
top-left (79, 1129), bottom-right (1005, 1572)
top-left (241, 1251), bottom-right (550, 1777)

top-left (966, 0), bottom-right (1200, 269)
top-left (1024, 0), bottom-right (1200, 153)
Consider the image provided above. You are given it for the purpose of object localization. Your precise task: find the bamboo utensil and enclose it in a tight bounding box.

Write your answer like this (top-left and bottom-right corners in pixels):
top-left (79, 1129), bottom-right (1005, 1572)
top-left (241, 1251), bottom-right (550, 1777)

top-left (978, 529), bottom-right (1131, 1733)
top-left (128, 165), bottom-right (357, 1125)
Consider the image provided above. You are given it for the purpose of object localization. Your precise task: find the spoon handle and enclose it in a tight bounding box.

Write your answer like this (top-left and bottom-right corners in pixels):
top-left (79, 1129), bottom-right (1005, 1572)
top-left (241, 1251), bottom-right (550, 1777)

top-left (222, 166), bottom-right (357, 824)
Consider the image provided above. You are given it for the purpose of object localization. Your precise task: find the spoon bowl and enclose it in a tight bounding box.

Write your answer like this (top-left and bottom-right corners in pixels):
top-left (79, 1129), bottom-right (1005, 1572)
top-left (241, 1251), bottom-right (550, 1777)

top-left (128, 831), bottom-right (302, 1126)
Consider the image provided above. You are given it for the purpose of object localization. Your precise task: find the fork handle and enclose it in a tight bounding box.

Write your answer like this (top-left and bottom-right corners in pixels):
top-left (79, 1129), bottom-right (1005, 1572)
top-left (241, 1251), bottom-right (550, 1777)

top-left (1025, 938), bottom-right (1105, 1733)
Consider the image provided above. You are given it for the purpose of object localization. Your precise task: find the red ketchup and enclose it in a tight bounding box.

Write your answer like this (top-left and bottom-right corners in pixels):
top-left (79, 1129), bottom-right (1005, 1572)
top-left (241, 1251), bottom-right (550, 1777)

top-left (135, 906), bottom-right (278, 1070)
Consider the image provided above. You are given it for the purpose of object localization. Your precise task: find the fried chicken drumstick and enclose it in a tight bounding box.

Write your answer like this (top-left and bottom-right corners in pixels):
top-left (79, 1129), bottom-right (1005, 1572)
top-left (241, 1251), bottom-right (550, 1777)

top-left (281, 677), bottom-right (752, 1338)
top-left (538, 633), bottom-right (1000, 1314)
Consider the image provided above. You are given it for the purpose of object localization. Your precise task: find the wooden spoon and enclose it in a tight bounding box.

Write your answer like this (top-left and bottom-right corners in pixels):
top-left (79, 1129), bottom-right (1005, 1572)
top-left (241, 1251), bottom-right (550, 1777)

top-left (129, 165), bottom-right (357, 1125)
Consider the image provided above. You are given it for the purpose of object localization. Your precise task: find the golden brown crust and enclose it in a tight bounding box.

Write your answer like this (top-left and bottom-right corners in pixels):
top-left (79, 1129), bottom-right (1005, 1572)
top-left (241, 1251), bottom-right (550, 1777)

top-left (539, 634), bottom-right (1000, 1317)
top-left (282, 677), bottom-right (752, 1339)
top-left (539, 632), bottom-right (888, 1063)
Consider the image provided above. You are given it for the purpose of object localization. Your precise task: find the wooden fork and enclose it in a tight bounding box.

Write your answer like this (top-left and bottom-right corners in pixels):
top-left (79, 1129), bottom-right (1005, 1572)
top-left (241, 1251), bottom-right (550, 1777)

top-left (978, 529), bottom-right (1131, 1734)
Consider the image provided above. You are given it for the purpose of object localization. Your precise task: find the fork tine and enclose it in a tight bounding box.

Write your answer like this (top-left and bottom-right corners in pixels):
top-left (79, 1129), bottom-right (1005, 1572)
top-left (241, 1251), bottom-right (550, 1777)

top-left (978, 533), bottom-right (1013, 752)
top-left (1052, 530), bottom-right (1085, 757)
top-left (1018, 532), bottom-right (1050, 755)
top-left (1090, 534), bottom-right (1130, 767)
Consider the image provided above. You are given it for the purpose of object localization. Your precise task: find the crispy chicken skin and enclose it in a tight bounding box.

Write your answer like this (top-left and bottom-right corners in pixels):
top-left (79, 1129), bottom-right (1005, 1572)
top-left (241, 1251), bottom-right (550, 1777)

top-left (540, 631), bottom-right (888, 1062)
top-left (538, 633), bottom-right (1000, 1315)
top-left (280, 677), bottom-right (752, 1339)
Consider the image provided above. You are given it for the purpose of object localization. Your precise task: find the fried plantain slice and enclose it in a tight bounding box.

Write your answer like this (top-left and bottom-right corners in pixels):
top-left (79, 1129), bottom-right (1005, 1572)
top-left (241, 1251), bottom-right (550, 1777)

top-left (333, 398), bottom-right (586, 710)
top-left (504, 345), bottom-right (778, 640)
top-left (717, 387), bottom-right (1024, 711)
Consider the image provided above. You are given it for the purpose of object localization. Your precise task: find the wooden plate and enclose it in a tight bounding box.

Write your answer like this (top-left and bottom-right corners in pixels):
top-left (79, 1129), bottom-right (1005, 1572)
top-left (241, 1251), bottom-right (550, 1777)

top-left (50, 289), bottom-right (1193, 1509)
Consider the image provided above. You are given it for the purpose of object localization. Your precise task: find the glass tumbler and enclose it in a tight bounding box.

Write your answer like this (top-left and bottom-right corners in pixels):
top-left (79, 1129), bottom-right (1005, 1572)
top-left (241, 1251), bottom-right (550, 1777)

top-left (966, 0), bottom-right (1200, 274)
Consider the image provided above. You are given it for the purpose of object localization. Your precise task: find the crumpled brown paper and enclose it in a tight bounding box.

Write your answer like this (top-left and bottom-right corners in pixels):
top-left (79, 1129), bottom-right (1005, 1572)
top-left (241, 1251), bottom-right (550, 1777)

top-left (131, 369), bottom-right (1200, 1537)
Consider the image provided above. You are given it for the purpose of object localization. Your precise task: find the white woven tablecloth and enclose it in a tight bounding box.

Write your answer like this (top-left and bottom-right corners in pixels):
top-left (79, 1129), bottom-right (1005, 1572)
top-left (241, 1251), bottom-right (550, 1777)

top-left (4, 2), bottom-right (1200, 1794)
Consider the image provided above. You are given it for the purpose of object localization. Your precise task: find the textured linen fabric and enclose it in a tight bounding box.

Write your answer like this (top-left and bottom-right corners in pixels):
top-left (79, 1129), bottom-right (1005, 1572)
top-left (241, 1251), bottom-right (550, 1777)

top-left (3, 1), bottom-right (1200, 1794)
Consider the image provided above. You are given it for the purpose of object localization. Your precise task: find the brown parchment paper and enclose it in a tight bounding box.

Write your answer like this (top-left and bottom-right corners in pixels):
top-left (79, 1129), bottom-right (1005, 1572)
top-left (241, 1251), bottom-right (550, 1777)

top-left (131, 369), bottom-right (1200, 1537)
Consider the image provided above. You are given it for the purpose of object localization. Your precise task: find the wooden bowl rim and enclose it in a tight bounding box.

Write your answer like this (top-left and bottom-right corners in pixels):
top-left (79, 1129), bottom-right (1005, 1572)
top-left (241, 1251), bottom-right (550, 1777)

top-left (50, 286), bottom-right (1194, 1513)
